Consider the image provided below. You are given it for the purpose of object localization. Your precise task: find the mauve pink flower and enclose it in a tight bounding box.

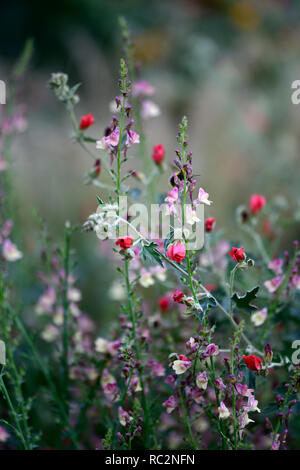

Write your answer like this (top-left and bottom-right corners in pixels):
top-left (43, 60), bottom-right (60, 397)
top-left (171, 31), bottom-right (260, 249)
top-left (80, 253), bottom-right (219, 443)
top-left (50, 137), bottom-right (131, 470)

top-left (264, 276), bottom-right (282, 293)
top-left (2, 239), bottom-right (22, 262)
top-left (268, 258), bottom-right (283, 275)
top-left (162, 395), bottom-right (177, 414)
top-left (132, 80), bottom-right (155, 96)
top-left (126, 130), bottom-right (140, 147)
top-left (205, 343), bottom-right (219, 357)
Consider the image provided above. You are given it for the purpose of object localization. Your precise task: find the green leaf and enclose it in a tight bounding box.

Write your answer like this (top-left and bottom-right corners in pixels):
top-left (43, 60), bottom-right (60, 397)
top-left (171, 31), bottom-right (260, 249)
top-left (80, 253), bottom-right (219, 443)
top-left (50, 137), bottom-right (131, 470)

top-left (232, 286), bottom-right (259, 313)
top-left (96, 196), bottom-right (105, 205)
top-left (199, 296), bottom-right (216, 315)
top-left (141, 243), bottom-right (164, 268)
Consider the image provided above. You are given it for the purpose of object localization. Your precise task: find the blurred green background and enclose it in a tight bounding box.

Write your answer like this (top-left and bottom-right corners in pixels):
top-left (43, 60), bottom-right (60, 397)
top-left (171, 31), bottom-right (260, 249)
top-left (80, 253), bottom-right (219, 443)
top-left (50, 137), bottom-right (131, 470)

top-left (1, 0), bottom-right (300, 326)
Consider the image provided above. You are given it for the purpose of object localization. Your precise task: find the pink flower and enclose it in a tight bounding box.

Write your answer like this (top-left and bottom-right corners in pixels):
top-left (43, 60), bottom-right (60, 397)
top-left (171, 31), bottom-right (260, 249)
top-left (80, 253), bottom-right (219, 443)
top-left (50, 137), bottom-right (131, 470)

top-left (236, 383), bottom-right (254, 397)
top-left (166, 241), bottom-right (186, 263)
top-left (0, 426), bottom-right (9, 443)
top-left (162, 395), bottom-right (177, 414)
top-left (132, 80), bottom-right (155, 96)
top-left (250, 194), bottom-right (266, 214)
top-left (96, 130), bottom-right (120, 150)
top-left (126, 130), bottom-right (140, 147)
top-left (215, 377), bottom-right (226, 392)
top-left (118, 406), bottom-right (133, 426)
top-left (2, 239), bottom-right (22, 262)
top-left (268, 258), bottom-right (283, 275)
top-left (205, 343), bottom-right (219, 357)
top-left (290, 275), bottom-right (300, 290)
top-left (205, 217), bottom-right (215, 232)
top-left (264, 276), bottom-right (282, 293)
top-left (194, 187), bottom-right (212, 206)
top-left (141, 100), bottom-right (160, 119)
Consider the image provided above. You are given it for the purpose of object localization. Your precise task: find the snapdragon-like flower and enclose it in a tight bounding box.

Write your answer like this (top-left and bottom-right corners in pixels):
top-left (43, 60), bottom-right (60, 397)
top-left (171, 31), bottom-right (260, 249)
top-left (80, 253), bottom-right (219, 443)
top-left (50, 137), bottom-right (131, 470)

top-left (205, 343), bottom-right (219, 357)
top-left (141, 100), bottom-right (160, 119)
top-left (218, 402), bottom-right (230, 419)
top-left (249, 194), bottom-right (266, 214)
top-left (96, 129), bottom-right (120, 150)
top-left (251, 307), bottom-right (268, 326)
top-left (172, 355), bottom-right (192, 375)
top-left (166, 241), bottom-right (186, 263)
top-left (162, 395), bottom-right (177, 414)
top-left (264, 276), bottom-right (282, 293)
top-left (245, 395), bottom-right (261, 413)
top-left (2, 239), bottom-right (23, 262)
top-left (118, 406), bottom-right (133, 426)
top-left (0, 426), bottom-right (9, 443)
top-left (194, 188), bottom-right (213, 206)
top-left (185, 206), bottom-right (201, 225)
top-left (132, 80), bottom-right (155, 96)
top-left (126, 129), bottom-right (140, 147)
top-left (268, 257), bottom-right (283, 275)
top-left (236, 383), bottom-right (254, 397)
top-left (196, 371), bottom-right (208, 390)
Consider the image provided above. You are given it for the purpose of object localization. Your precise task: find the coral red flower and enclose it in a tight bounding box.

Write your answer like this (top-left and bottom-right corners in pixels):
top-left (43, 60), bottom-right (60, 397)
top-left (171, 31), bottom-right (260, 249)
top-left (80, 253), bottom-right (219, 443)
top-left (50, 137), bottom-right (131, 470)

top-left (173, 290), bottom-right (184, 303)
top-left (158, 296), bottom-right (170, 312)
top-left (243, 354), bottom-right (263, 371)
top-left (79, 113), bottom-right (95, 130)
top-left (178, 354), bottom-right (191, 362)
top-left (115, 237), bottom-right (133, 250)
top-left (166, 241), bottom-right (186, 263)
top-left (228, 246), bottom-right (245, 263)
top-left (205, 217), bottom-right (215, 232)
top-left (249, 194), bottom-right (266, 215)
top-left (152, 144), bottom-right (165, 164)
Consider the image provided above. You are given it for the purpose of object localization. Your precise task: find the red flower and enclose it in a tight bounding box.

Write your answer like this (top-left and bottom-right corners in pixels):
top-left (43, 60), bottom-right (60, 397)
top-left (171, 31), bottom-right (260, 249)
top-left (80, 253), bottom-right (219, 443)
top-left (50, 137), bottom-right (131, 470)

top-left (173, 290), bottom-right (184, 303)
top-left (158, 296), bottom-right (170, 312)
top-left (115, 237), bottom-right (133, 250)
top-left (249, 194), bottom-right (266, 215)
top-left (166, 241), bottom-right (186, 263)
top-left (228, 246), bottom-right (245, 263)
top-left (79, 113), bottom-right (95, 130)
top-left (243, 354), bottom-right (263, 371)
top-left (205, 217), bottom-right (215, 232)
top-left (152, 144), bottom-right (165, 164)
top-left (179, 354), bottom-right (191, 362)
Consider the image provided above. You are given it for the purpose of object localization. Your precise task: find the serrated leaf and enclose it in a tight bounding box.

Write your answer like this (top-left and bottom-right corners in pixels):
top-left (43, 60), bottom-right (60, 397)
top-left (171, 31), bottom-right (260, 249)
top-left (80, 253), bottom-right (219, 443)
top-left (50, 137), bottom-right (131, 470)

top-left (141, 243), bottom-right (164, 267)
top-left (232, 286), bottom-right (259, 313)
top-left (199, 296), bottom-right (216, 315)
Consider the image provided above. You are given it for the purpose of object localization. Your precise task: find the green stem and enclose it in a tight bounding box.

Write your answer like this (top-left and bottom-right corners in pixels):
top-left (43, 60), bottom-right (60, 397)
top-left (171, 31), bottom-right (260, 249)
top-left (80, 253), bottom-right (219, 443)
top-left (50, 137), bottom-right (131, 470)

top-left (209, 357), bottom-right (227, 450)
top-left (61, 226), bottom-right (71, 410)
top-left (180, 387), bottom-right (197, 449)
top-left (0, 367), bottom-right (28, 449)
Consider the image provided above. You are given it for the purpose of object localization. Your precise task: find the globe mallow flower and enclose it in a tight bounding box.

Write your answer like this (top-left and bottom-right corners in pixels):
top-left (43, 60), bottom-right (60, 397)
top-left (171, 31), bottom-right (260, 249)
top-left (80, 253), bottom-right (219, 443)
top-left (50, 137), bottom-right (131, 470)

top-left (249, 194), bottom-right (266, 215)
top-left (228, 246), bottom-right (245, 263)
top-left (243, 354), bottom-right (263, 371)
top-left (166, 241), bottom-right (186, 263)
top-left (79, 113), bottom-right (95, 130)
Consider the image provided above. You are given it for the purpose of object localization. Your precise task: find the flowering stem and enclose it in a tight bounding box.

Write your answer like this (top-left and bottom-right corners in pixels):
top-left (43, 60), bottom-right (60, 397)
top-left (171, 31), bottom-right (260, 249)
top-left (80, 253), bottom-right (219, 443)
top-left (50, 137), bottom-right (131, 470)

top-left (229, 264), bottom-right (238, 315)
top-left (124, 258), bottom-right (151, 447)
top-left (10, 306), bottom-right (79, 448)
top-left (0, 367), bottom-right (28, 449)
top-left (116, 95), bottom-right (126, 212)
top-left (209, 356), bottom-right (226, 450)
top-left (272, 383), bottom-right (293, 446)
top-left (260, 247), bottom-right (299, 341)
top-left (180, 386), bottom-right (197, 449)
top-left (117, 216), bottom-right (263, 355)
top-left (61, 224), bottom-right (72, 411)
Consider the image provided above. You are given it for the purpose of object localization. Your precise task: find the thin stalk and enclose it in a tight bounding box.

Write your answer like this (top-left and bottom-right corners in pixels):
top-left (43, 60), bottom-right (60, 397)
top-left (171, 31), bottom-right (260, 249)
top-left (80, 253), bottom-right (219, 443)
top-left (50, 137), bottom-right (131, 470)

top-left (61, 226), bottom-right (71, 410)
top-left (180, 387), bottom-right (197, 450)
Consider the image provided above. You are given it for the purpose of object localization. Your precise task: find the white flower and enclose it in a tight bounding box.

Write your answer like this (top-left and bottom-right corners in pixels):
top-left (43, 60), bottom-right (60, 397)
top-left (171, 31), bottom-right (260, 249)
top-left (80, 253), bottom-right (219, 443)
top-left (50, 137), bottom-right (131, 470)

top-left (41, 325), bottom-right (59, 342)
top-left (239, 411), bottom-right (254, 430)
top-left (95, 337), bottom-right (109, 354)
top-left (246, 395), bottom-right (261, 413)
top-left (218, 402), bottom-right (230, 419)
top-left (185, 206), bottom-right (201, 225)
top-left (2, 239), bottom-right (22, 262)
top-left (172, 358), bottom-right (192, 375)
top-left (109, 282), bottom-right (126, 300)
top-left (141, 100), bottom-right (160, 119)
top-left (139, 270), bottom-right (155, 288)
top-left (67, 287), bottom-right (82, 302)
top-left (251, 308), bottom-right (268, 326)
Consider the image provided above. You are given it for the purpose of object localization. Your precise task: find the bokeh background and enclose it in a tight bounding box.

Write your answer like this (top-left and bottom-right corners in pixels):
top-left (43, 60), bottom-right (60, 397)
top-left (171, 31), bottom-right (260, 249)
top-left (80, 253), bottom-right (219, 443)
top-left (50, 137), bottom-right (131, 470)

top-left (1, 0), bottom-right (300, 326)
